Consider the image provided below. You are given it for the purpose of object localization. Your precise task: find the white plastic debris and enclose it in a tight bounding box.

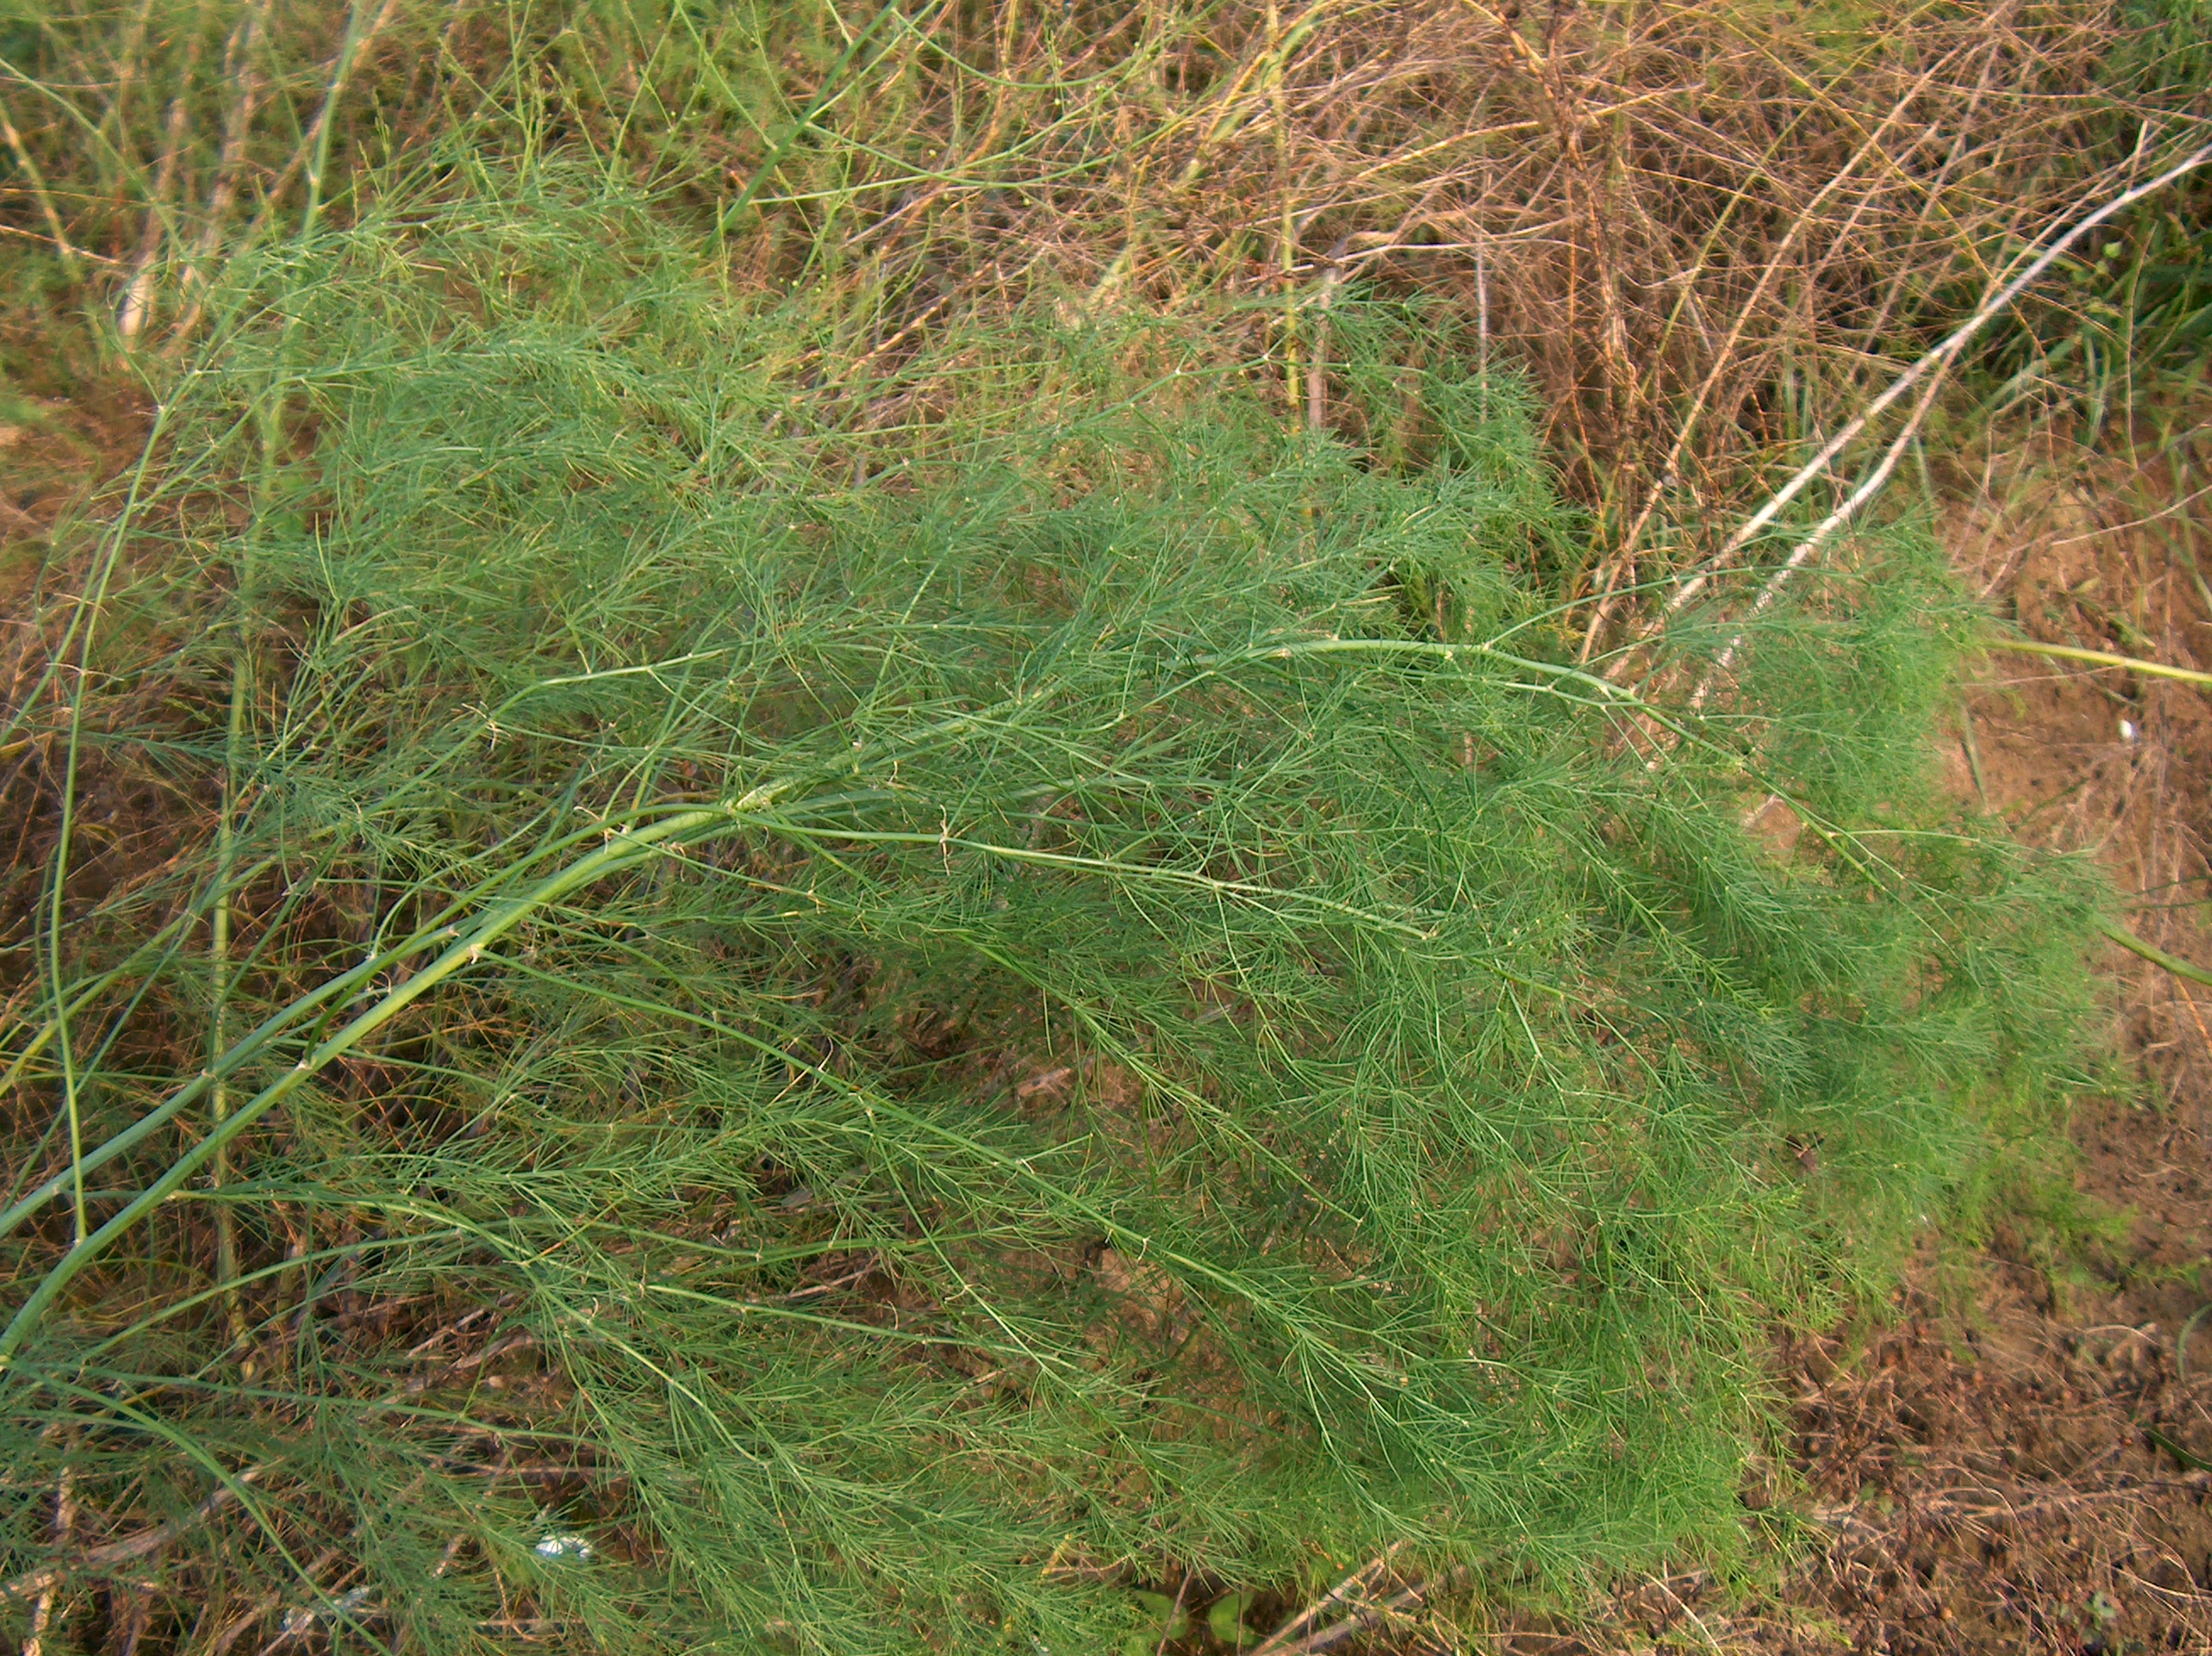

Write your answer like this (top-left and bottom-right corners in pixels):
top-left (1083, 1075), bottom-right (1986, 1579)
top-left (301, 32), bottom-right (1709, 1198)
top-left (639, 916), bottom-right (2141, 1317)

top-left (535, 1532), bottom-right (595, 1562)
top-left (2120, 718), bottom-right (2138, 743)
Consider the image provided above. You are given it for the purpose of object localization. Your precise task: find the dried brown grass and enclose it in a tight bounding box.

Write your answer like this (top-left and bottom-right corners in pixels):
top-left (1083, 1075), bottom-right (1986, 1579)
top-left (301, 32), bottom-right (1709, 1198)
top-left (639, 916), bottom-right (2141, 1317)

top-left (2, 2), bottom-right (2182, 473)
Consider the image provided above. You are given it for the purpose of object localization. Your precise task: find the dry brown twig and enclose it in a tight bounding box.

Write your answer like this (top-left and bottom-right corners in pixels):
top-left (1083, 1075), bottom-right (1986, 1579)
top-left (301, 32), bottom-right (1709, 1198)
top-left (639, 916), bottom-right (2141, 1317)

top-left (165, 0), bottom-right (275, 350)
top-left (115, 7), bottom-right (214, 347)
top-left (1268, 1575), bottom-right (1442, 1656)
top-left (1252, 1544), bottom-right (1407, 1655)
top-left (0, 107), bottom-right (85, 277)
top-left (1, 1463), bottom-right (276, 1605)
top-left (20, 1469), bottom-right (72, 1656)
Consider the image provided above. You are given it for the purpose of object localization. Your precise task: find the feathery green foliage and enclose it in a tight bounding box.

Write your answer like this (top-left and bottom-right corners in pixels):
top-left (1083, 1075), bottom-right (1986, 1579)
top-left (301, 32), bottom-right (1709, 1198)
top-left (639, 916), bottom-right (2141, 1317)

top-left (0, 163), bottom-right (2103, 1653)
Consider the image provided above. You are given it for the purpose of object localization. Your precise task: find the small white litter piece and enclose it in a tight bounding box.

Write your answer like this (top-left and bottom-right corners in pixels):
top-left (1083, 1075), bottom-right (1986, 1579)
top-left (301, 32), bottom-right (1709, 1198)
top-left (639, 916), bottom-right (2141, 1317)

top-left (534, 1532), bottom-right (595, 1562)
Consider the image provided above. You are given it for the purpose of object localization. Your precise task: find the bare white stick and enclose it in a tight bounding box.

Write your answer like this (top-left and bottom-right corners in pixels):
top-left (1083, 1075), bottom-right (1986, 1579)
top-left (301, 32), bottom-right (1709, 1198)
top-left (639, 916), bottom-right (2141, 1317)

top-left (165, 0), bottom-right (271, 349)
top-left (1687, 354), bottom-right (1952, 709)
top-left (1640, 138), bottom-right (2212, 652)
top-left (118, 89), bottom-right (194, 343)
top-left (1252, 1546), bottom-right (1403, 1655)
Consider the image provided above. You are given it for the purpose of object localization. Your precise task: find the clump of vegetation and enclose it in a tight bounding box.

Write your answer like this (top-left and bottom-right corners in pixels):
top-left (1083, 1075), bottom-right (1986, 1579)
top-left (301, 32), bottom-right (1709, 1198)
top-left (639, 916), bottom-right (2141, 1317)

top-left (14, 0), bottom-right (2205, 1647)
top-left (0, 159), bottom-right (2104, 1652)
